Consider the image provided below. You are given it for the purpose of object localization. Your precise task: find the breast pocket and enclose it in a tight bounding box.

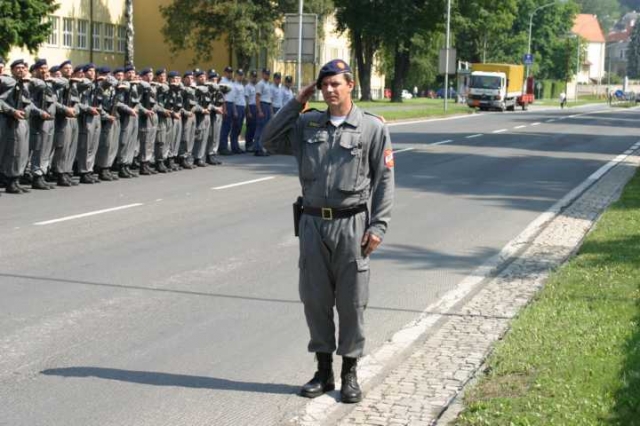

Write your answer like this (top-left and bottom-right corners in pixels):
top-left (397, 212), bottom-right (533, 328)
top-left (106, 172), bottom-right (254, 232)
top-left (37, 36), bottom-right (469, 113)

top-left (301, 130), bottom-right (328, 181)
top-left (335, 131), bottom-right (366, 193)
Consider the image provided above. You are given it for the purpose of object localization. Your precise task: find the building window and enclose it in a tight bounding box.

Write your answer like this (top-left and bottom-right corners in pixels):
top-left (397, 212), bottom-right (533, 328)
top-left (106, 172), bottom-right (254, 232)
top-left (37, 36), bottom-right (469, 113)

top-left (92, 22), bottom-right (102, 51)
top-left (117, 25), bottom-right (126, 53)
top-left (47, 16), bottom-right (59, 46)
top-left (77, 19), bottom-right (88, 50)
top-left (62, 18), bottom-right (73, 48)
top-left (104, 24), bottom-right (114, 52)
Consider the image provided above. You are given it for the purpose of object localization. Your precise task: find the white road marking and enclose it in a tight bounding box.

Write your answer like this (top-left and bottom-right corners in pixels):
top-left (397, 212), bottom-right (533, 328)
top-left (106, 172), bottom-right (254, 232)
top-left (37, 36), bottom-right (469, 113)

top-left (430, 140), bottom-right (453, 146)
top-left (493, 129), bottom-right (508, 134)
top-left (386, 112), bottom-right (483, 127)
top-left (466, 134), bottom-right (483, 139)
top-left (531, 122), bottom-right (541, 126)
top-left (34, 203), bottom-right (144, 226)
top-left (546, 119), bottom-right (555, 123)
top-left (393, 147), bottom-right (415, 154)
top-left (514, 125), bottom-right (527, 129)
top-left (212, 176), bottom-right (275, 190)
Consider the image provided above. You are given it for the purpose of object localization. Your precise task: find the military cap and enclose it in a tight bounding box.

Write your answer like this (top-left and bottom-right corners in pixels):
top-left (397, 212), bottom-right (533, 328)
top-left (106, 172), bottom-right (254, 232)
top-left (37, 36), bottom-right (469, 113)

top-left (124, 64), bottom-right (135, 73)
top-left (183, 71), bottom-right (193, 77)
top-left (10, 59), bottom-right (26, 68)
top-left (155, 68), bottom-right (167, 76)
top-left (50, 65), bottom-right (60, 74)
top-left (224, 66), bottom-right (233, 73)
top-left (316, 59), bottom-right (351, 89)
top-left (273, 72), bottom-right (282, 79)
top-left (139, 67), bottom-right (153, 76)
top-left (236, 69), bottom-right (244, 76)
top-left (83, 63), bottom-right (96, 72)
top-left (262, 68), bottom-right (271, 75)
top-left (284, 75), bottom-right (293, 83)
top-left (73, 64), bottom-right (85, 73)
top-left (208, 71), bottom-right (219, 79)
top-left (208, 68), bottom-right (217, 74)
top-left (168, 71), bottom-right (180, 78)
top-left (98, 66), bottom-right (111, 75)
top-left (29, 64), bottom-right (36, 73)
top-left (113, 67), bottom-right (125, 74)
top-left (249, 70), bottom-right (257, 77)
top-left (33, 58), bottom-right (47, 69)
top-left (194, 70), bottom-right (205, 78)
top-left (59, 60), bottom-right (72, 68)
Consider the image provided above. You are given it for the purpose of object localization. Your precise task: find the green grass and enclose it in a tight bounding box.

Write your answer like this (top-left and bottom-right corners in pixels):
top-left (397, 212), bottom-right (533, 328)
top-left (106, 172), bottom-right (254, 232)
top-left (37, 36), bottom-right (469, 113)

top-left (535, 95), bottom-right (609, 107)
top-left (456, 170), bottom-right (640, 426)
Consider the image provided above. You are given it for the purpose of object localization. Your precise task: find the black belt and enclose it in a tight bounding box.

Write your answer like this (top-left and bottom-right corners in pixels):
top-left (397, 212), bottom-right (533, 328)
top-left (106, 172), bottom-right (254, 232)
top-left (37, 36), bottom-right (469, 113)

top-left (303, 204), bottom-right (367, 220)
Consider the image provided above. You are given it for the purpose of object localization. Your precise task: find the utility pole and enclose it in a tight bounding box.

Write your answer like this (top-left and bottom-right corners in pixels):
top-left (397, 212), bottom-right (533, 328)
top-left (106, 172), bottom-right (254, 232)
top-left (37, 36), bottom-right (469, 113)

top-left (444, 0), bottom-right (451, 112)
top-left (297, 0), bottom-right (304, 92)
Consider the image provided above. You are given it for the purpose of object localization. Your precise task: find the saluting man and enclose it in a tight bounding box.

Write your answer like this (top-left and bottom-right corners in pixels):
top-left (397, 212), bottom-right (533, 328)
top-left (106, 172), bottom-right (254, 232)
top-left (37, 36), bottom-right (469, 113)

top-left (261, 59), bottom-right (394, 404)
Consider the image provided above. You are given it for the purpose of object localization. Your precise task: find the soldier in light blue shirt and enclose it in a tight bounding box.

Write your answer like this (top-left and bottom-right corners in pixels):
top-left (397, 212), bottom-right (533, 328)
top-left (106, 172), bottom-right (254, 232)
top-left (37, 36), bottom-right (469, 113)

top-left (218, 66), bottom-right (235, 155)
top-left (244, 70), bottom-right (258, 152)
top-left (282, 75), bottom-right (295, 105)
top-left (271, 72), bottom-right (284, 114)
top-left (230, 69), bottom-right (246, 154)
top-left (253, 68), bottom-right (273, 156)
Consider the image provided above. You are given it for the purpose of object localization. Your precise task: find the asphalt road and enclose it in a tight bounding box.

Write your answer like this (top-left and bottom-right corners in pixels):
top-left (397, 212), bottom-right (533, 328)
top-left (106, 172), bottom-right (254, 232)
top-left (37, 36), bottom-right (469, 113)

top-left (1, 104), bottom-right (638, 426)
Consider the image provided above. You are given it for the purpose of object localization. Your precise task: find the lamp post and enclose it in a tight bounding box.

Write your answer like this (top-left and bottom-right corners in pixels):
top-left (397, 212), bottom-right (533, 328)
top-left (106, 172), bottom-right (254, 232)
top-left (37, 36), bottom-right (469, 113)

top-left (527, 1), bottom-right (557, 78)
top-left (444, 0), bottom-right (451, 112)
top-left (297, 0), bottom-right (304, 93)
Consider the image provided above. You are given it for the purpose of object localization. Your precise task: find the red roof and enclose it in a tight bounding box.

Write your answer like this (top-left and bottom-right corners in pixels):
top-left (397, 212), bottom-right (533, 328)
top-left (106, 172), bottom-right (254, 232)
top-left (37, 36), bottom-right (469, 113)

top-left (572, 14), bottom-right (605, 43)
top-left (607, 31), bottom-right (629, 43)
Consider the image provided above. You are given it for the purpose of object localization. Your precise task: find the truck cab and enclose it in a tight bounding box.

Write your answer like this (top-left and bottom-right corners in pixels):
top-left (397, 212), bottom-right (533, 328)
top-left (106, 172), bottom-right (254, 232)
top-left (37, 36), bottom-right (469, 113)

top-left (467, 71), bottom-right (508, 111)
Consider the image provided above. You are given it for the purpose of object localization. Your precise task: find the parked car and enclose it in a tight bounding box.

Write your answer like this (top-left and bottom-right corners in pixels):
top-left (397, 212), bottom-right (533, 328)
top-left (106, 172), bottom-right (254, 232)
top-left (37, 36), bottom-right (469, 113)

top-left (436, 87), bottom-right (457, 99)
top-left (401, 89), bottom-right (413, 99)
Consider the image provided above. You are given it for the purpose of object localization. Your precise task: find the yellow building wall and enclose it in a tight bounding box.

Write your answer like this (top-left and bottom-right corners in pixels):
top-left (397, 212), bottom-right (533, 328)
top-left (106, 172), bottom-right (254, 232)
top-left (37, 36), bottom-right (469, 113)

top-left (8, 0), bottom-right (126, 69)
top-left (134, 0), bottom-right (229, 73)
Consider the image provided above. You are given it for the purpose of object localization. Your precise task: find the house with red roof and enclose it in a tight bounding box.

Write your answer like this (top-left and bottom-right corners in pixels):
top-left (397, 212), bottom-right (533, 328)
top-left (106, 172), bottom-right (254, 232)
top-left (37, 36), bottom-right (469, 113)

top-left (572, 14), bottom-right (606, 84)
top-left (606, 11), bottom-right (638, 77)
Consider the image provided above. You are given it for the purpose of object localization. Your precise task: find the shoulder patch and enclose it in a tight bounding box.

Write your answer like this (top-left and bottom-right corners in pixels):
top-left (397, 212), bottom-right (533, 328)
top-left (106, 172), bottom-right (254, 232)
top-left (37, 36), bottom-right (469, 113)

top-left (364, 111), bottom-right (386, 123)
top-left (306, 120), bottom-right (322, 128)
top-left (384, 149), bottom-right (395, 168)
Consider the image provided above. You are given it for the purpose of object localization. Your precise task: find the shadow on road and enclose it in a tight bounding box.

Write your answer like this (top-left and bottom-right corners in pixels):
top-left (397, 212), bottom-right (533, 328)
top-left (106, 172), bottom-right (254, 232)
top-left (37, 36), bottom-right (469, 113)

top-left (41, 367), bottom-right (300, 394)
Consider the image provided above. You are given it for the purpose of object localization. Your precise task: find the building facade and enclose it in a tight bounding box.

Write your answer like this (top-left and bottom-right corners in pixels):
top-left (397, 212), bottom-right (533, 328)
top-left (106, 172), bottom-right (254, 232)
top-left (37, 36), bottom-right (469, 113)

top-left (606, 11), bottom-right (638, 78)
top-left (8, 0), bottom-right (127, 69)
top-left (572, 14), bottom-right (606, 84)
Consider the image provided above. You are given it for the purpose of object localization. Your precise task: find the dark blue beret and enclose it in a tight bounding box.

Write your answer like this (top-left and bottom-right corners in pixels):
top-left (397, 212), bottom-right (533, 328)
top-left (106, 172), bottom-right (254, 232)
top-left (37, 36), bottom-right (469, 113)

top-left (273, 72), bottom-right (282, 79)
top-left (235, 69), bottom-right (244, 76)
top-left (49, 65), bottom-right (60, 73)
top-left (83, 63), bottom-right (96, 72)
top-left (73, 64), bottom-right (85, 73)
top-left (262, 68), bottom-right (271, 75)
top-left (155, 68), bottom-right (166, 76)
top-left (249, 70), bottom-right (257, 77)
top-left (194, 70), bottom-right (205, 78)
top-left (113, 67), bottom-right (125, 74)
top-left (183, 71), bottom-right (193, 77)
top-left (168, 71), bottom-right (180, 78)
top-left (59, 60), bottom-right (72, 68)
top-left (124, 65), bottom-right (135, 73)
top-left (33, 58), bottom-right (47, 69)
top-left (98, 66), bottom-right (111, 75)
top-left (139, 67), bottom-right (153, 76)
top-left (316, 59), bottom-right (351, 89)
top-left (10, 59), bottom-right (26, 68)
top-left (208, 71), bottom-right (219, 79)
top-left (224, 66), bottom-right (233, 73)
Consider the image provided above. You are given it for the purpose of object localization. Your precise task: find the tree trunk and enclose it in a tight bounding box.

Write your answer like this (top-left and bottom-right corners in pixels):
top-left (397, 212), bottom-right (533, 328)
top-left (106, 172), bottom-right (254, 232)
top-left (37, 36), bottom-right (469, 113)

top-left (353, 30), bottom-right (375, 101)
top-left (125, 0), bottom-right (134, 66)
top-left (391, 43), bottom-right (410, 103)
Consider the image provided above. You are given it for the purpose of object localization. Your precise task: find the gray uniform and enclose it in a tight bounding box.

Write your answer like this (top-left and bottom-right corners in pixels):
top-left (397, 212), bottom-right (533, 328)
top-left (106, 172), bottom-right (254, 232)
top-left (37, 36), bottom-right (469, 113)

top-left (154, 83), bottom-right (171, 162)
top-left (96, 79), bottom-right (127, 170)
top-left (0, 78), bottom-right (47, 178)
top-left (167, 83), bottom-right (184, 159)
top-left (207, 89), bottom-right (224, 156)
top-left (52, 78), bottom-right (89, 175)
top-left (0, 76), bottom-right (18, 177)
top-left (180, 86), bottom-right (197, 161)
top-left (29, 77), bottom-right (66, 176)
top-left (192, 84), bottom-right (212, 162)
top-left (262, 99), bottom-right (394, 357)
top-left (138, 81), bottom-right (160, 164)
top-left (77, 79), bottom-right (107, 174)
top-left (118, 81), bottom-right (142, 165)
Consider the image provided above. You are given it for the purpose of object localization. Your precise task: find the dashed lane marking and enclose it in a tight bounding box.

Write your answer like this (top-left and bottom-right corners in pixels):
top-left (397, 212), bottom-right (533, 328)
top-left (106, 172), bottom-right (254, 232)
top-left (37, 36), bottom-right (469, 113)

top-left (212, 176), bottom-right (276, 190)
top-left (34, 203), bottom-right (144, 226)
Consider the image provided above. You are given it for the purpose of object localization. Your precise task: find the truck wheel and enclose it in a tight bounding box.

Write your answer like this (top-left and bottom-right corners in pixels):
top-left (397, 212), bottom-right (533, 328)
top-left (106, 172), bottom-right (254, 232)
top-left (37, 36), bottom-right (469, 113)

top-left (506, 104), bottom-right (515, 112)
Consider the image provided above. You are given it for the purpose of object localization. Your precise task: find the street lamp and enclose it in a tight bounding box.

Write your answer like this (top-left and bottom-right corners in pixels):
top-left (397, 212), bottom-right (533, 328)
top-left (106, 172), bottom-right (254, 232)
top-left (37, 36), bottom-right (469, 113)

top-left (527, 1), bottom-right (566, 78)
top-left (444, 0), bottom-right (451, 112)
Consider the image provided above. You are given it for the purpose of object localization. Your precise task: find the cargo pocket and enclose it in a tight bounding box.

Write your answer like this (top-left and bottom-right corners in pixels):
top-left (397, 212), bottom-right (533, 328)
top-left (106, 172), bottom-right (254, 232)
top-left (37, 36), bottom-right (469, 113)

top-left (336, 131), bottom-right (365, 193)
top-left (300, 130), bottom-right (328, 181)
top-left (353, 258), bottom-right (370, 308)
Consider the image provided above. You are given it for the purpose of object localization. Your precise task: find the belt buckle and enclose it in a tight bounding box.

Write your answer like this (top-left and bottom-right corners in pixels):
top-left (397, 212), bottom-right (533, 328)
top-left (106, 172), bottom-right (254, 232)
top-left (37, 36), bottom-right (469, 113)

top-left (321, 208), bottom-right (333, 220)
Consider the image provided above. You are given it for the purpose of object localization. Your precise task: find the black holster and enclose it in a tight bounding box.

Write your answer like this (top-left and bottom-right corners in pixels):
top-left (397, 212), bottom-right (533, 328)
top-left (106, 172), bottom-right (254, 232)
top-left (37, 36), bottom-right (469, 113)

top-left (293, 196), bottom-right (303, 237)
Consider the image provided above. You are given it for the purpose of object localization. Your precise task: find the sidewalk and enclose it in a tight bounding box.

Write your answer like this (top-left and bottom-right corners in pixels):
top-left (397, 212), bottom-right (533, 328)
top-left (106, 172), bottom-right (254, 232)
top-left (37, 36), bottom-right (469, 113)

top-left (289, 143), bottom-right (640, 425)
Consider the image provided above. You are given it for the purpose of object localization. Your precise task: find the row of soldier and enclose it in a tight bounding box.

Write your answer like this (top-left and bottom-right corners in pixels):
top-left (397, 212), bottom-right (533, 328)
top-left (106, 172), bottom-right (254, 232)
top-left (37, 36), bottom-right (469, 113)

top-left (0, 57), bottom-right (295, 195)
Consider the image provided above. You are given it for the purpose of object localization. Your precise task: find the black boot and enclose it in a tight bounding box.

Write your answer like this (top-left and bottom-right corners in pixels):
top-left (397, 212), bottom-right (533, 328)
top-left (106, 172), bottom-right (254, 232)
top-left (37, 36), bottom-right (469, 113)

top-left (6, 178), bottom-right (23, 194)
top-left (301, 353), bottom-right (335, 398)
top-left (66, 173), bottom-right (79, 186)
top-left (156, 160), bottom-right (168, 173)
top-left (32, 175), bottom-right (51, 190)
top-left (118, 164), bottom-right (131, 179)
top-left (126, 165), bottom-right (139, 178)
top-left (99, 168), bottom-right (113, 181)
top-left (139, 162), bottom-right (152, 175)
top-left (80, 173), bottom-right (95, 184)
top-left (340, 357), bottom-right (362, 403)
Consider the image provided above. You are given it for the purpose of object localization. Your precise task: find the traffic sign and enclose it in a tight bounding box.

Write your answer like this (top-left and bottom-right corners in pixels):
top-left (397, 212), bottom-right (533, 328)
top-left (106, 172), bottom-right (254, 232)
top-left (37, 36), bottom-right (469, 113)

top-left (524, 53), bottom-right (534, 66)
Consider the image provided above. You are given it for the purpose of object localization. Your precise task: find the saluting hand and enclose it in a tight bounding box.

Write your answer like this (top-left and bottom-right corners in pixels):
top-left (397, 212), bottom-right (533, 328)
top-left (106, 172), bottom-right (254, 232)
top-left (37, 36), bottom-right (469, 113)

top-left (296, 82), bottom-right (316, 104)
top-left (361, 232), bottom-right (382, 258)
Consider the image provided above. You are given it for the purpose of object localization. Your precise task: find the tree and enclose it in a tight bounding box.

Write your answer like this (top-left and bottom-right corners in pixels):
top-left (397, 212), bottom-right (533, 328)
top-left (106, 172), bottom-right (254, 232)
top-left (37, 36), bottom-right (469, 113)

top-left (627, 20), bottom-right (640, 78)
top-left (0, 0), bottom-right (59, 58)
top-left (573, 0), bottom-right (621, 32)
top-left (125, 0), bottom-right (134, 65)
top-left (620, 0), bottom-right (640, 13)
top-left (334, 0), bottom-right (384, 101)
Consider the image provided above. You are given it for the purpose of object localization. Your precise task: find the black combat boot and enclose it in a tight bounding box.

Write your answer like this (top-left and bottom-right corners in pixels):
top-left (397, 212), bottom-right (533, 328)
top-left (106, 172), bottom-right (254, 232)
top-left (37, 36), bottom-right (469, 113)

top-left (156, 160), bottom-right (168, 173)
top-left (194, 158), bottom-right (207, 167)
top-left (66, 173), bottom-right (79, 186)
top-left (80, 173), bottom-right (95, 184)
top-left (118, 164), bottom-right (132, 179)
top-left (6, 178), bottom-right (23, 194)
top-left (125, 165), bottom-right (139, 178)
top-left (98, 168), bottom-right (113, 181)
top-left (32, 175), bottom-right (51, 190)
top-left (206, 154), bottom-right (222, 165)
top-left (301, 353), bottom-right (335, 398)
top-left (340, 357), bottom-right (362, 403)
top-left (139, 162), bottom-right (152, 175)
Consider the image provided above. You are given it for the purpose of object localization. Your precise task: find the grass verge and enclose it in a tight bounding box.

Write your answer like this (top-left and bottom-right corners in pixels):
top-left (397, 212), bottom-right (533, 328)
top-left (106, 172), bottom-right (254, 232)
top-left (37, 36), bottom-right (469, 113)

top-left (456, 170), bottom-right (640, 426)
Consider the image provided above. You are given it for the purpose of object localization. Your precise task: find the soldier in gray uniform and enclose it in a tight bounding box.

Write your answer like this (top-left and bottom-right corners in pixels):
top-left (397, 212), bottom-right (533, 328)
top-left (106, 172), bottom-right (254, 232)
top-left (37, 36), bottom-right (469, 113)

top-left (166, 71), bottom-right (184, 171)
top-left (137, 68), bottom-right (160, 175)
top-left (76, 63), bottom-right (103, 184)
top-left (192, 70), bottom-right (212, 167)
top-left (206, 70), bottom-right (224, 165)
top-left (179, 71), bottom-right (197, 169)
top-left (117, 65), bottom-right (141, 178)
top-left (261, 59), bottom-right (394, 404)
top-left (95, 66), bottom-right (125, 181)
top-left (153, 68), bottom-right (172, 173)
top-left (0, 59), bottom-right (49, 194)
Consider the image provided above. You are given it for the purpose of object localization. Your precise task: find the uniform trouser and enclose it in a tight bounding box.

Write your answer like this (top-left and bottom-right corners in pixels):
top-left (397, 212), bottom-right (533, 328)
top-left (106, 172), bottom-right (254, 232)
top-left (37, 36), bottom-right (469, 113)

top-left (30, 119), bottom-right (55, 176)
top-left (245, 105), bottom-right (257, 147)
top-left (298, 211), bottom-right (370, 358)
top-left (207, 113), bottom-right (222, 156)
top-left (77, 114), bottom-right (102, 173)
top-left (1, 118), bottom-right (30, 178)
top-left (230, 105), bottom-right (245, 151)
top-left (95, 118), bottom-right (120, 169)
top-left (155, 116), bottom-right (170, 161)
top-left (52, 117), bottom-right (79, 174)
top-left (0, 116), bottom-right (7, 175)
top-left (180, 114), bottom-right (196, 158)
top-left (169, 117), bottom-right (182, 157)
top-left (192, 113), bottom-right (211, 161)
top-left (118, 114), bottom-right (139, 165)
top-left (273, 107), bottom-right (281, 116)
top-left (219, 101), bottom-right (235, 152)
top-left (138, 114), bottom-right (158, 163)
top-left (255, 102), bottom-right (272, 152)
